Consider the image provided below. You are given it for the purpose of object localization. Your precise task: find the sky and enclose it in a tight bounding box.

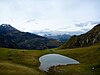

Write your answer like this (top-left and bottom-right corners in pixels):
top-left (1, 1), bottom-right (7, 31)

top-left (0, 0), bottom-right (100, 33)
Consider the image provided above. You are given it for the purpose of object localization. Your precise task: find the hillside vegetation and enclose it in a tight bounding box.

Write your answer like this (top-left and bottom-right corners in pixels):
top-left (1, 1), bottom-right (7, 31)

top-left (48, 43), bottom-right (100, 75)
top-left (0, 43), bottom-right (100, 75)
top-left (0, 48), bottom-right (50, 75)
top-left (60, 24), bottom-right (100, 49)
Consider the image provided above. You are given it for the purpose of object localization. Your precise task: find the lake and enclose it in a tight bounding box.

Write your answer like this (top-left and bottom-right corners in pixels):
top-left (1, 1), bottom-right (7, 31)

top-left (39, 54), bottom-right (80, 72)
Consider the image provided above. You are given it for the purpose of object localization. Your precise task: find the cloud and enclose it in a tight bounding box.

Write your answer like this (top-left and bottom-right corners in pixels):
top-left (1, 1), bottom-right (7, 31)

top-left (81, 28), bottom-right (90, 31)
top-left (26, 19), bottom-right (36, 23)
top-left (0, 0), bottom-right (100, 32)
top-left (75, 21), bottom-right (100, 28)
top-left (75, 23), bottom-right (88, 27)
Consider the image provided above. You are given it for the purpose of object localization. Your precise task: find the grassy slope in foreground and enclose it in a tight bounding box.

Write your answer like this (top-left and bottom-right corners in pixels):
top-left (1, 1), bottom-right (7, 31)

top-left (48, 43), bottom-right (100, 75)
top-left (0, 43), bottom-right (100, 75)
top-left (0, 48), bottom-right (52, 75)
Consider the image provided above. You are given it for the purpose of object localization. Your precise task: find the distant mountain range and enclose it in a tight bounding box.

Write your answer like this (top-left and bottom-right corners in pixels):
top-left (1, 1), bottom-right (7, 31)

top-left (43, 34), bottom-right (71, 43)
top-left (0, 24), bottom-right (61, 50)
top-left (60, 24), bottom-right (100, 49)
top-left (33, 30), bottom-right (84, 36)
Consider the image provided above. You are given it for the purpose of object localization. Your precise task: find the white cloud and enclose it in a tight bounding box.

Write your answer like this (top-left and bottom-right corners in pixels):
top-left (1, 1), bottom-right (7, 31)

top-left (0, 0), bottom-right (100, 32)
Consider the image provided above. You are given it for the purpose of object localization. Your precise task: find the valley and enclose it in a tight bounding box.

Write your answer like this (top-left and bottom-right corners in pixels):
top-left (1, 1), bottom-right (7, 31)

top-left (0, 0), bottom-right (100, 75)
top-left (0, 24), bottom-right (100, 75)
top-left (0, 43), bottom-right (100, 75)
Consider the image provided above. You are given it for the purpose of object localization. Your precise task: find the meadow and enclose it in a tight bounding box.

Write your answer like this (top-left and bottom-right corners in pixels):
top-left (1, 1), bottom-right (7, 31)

top-left (0, 43), bottom-right (100, 75)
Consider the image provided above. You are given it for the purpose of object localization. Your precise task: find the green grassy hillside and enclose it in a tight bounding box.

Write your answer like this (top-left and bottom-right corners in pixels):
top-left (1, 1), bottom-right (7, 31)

top-left (48, 43), bottom-right (100, 75)
top-left (0, 43), bottom-right (100, 75)
top-left (0, 48), bottom-right (50, 75)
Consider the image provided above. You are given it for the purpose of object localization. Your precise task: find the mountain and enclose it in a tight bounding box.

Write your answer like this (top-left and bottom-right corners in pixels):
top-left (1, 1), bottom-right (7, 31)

top-left (0, 24), bottom-right (61, 50)
top-left (33, 30), bottom-right (83, 36)
top-left (0, 24), bottom-right (19, 33)
top-left (60, 24), bottom-right (100, 49)
top-left (43, 34), bottom-right (71, 43)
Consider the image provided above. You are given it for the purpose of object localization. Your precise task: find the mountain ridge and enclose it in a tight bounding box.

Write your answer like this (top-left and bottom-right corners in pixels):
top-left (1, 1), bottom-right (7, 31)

top-left (0, 24), bottom-right (61, 50)
top-left (60, 24), bottom-right (100, 49)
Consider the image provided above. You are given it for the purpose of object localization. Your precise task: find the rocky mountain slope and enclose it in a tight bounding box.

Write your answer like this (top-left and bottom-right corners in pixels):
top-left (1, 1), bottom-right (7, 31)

top-left (0, 24), bottom-right (61, 50)
top-left (60, 24), bottom-right (100, 49)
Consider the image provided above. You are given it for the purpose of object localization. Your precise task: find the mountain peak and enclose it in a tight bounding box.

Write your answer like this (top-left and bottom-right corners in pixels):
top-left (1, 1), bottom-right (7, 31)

top-left (1, 24), bottom-right (11, 26)
top-left (0, 24), bottom-right (14, 28)
top-left (0, 24), bottom-right (18, 32)
top-left (0, 24), bottom-right (61, 50)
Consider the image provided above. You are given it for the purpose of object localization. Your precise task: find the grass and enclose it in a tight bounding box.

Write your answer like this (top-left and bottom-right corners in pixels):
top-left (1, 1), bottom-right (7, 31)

top-left (0, 48), bottom-right (51, 75)
top-left (0, 43), bottom-right (100, 75)
top-left (0, 62), bottom-right (39, 75)
top-left (48, 43), bottom-right (100, 75)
